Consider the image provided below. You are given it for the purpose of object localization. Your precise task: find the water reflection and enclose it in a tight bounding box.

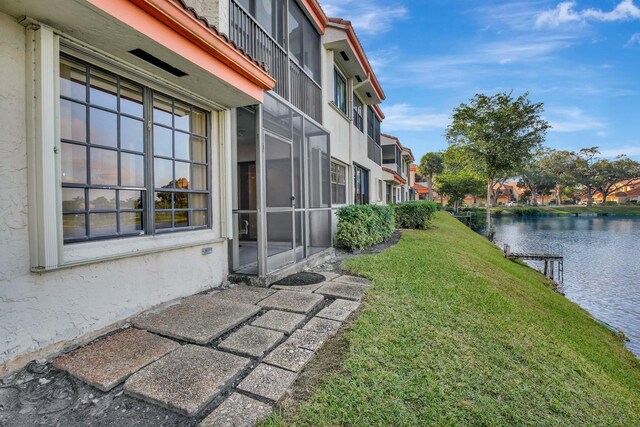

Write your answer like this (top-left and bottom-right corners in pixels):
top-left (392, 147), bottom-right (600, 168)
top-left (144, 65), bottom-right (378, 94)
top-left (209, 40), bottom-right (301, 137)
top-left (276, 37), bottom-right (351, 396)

top-left (489, 216), bottom-right (640, 357)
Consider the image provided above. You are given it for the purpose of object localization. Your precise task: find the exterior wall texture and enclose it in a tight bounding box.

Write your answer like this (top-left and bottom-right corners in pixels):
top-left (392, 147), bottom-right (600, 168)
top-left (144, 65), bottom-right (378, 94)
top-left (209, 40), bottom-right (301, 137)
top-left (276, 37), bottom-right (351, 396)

top-left (0, 12), bottom-right (229, 374)
top-left (184, 0), bottom-right (230, 34)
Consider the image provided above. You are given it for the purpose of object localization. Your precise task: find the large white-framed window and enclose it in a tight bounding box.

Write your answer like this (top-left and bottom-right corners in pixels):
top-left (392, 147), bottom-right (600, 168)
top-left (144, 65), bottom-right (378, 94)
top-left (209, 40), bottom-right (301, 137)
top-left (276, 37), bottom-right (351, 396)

top-left (331, 161), bottom-right (347, 205)
top-left (25, 25), bottom-right (223, 271)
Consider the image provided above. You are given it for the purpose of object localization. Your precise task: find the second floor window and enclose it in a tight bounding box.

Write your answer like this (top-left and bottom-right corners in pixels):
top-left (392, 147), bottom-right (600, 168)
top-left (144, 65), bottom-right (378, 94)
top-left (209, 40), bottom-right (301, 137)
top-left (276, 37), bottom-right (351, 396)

top-left (334, 69), bottom-right (347, 114)
top-left (353, 94), bottom-right (363, 131)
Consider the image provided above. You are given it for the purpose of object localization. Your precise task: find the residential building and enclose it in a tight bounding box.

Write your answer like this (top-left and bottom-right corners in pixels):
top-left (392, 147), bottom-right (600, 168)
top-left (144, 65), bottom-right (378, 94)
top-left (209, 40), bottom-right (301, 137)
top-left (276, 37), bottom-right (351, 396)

top-left (381, 133), bottom-right (414, 203)
top-left (0, 0), bottom-right (406, 375)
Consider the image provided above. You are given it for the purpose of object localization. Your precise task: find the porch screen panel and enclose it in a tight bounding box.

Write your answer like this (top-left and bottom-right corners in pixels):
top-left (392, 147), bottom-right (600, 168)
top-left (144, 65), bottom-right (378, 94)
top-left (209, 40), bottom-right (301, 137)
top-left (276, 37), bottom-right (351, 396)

top-left (306, 120), bottom-right (330, 208)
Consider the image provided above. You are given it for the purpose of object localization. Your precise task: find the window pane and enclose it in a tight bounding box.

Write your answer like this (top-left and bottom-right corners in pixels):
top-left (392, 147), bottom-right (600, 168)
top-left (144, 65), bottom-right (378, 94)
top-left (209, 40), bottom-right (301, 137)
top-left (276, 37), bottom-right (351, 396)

top-left (155, 192), bottom-right (172, 209)
top-left (62, 188), bottom-right (85, 211)
top-left (120, 80), bottom-right (143, 117)
top-left (174, 192), bottom-right (189, 209)
top-left (155, 211), bottom-right (172, 229)
top-left (120, 212), bottom-right (143, 234)
top-left (63, 213), bottom-right (86, 240)
top-left (191, 110), bottom-right (207, 137)
top-left (89, 212), bottom-right (117, 237)
top-left (90, 108), bottom-right (118, 147)
top-left (153, 125), bottom-right (172, 157)
top-left (174, 131), bottom-right (190, 160)
top-left (121, 152), bottom-right (144, 187)
top-left (120, 117), bottom-right (144, 152)
top-left (303, 21), bottom-right (320, 81)
top-left (192, 210), bottom-right (207, 227)
top-left (191, 194), bottom-right (207, 209)
top-left (153, 94), bottom-right (173, 126)
top-left (174, 102), bottom-right (192, 133)
top-left (119, 190), bottom-right (142, 209)
top-left (89, 189), bottom-right (117, 210)
top-left (89, 70), bottom-right (117, 110)
top-left (90, 147), bottom-right (118, 185)
top-left (174, 211), bottom-right (189, 228)
top-left (60, 58), bottom-right (86, 101)
top-left (60, 100), bottom-right (86, 142)
top-left (192, 165), bottom-right (207, 191)
top-left (175, 162), bottom-right (190, 189)
top-left (192, 136), bottom-right (206, 163)
top-left (265, 135), bottom-right (292, 208)
top-left (61, 143), bottom-right (87, 184)
top-left (154, 158), bottom-right (173, 189)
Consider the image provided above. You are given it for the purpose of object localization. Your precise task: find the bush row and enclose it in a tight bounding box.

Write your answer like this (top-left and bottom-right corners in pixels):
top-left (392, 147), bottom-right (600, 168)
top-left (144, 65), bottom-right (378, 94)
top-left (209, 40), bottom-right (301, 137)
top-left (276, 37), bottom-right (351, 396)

top-left (335, 201), bottom-right (438, 251)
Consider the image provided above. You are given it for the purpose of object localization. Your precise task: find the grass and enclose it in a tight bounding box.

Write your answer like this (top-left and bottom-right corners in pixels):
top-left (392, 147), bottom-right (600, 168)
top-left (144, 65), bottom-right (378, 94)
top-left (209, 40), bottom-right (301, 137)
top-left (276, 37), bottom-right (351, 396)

top-left (264, 212), bottom-right (640, 426)
top-left (488, 205), bottom-right (640, 216)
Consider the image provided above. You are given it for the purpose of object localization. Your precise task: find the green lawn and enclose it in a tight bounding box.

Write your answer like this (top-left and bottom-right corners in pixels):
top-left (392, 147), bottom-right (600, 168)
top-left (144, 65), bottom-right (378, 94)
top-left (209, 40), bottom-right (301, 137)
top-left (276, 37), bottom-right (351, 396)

top-left (265, 212), bottom-right (640, 426)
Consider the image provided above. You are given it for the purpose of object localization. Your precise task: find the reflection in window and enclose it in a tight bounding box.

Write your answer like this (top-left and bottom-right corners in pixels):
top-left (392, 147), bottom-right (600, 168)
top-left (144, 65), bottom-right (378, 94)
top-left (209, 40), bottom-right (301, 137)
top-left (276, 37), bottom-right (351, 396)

top-left (334, 69), bottom-right (347, 114)
top-left (354, 164), bottom-right (369, 205)
top-left (60, 54), bottom-right (210, 242)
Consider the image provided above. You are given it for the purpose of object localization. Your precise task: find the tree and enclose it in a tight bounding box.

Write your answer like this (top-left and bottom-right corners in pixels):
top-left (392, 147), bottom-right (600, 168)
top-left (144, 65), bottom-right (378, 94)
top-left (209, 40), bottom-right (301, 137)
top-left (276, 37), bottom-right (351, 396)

top-left (418, 152), bottom-right (444, 201)
top-left (593, 156), bottom-right (640, 203)
top-left (571, 147), bottom-right (600, 206)
top-left (446, 92), bottom-right (550, 236)
top-left (435, 171), bottom-right (485, 213)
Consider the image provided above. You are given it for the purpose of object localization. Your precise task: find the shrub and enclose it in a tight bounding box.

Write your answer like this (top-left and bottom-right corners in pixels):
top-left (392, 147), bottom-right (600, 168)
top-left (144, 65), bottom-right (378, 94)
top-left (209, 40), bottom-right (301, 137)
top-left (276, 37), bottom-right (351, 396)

top-left (394, 201), bottom-right (438, 229)
top-left (335, 204), bottom-right (395, 251)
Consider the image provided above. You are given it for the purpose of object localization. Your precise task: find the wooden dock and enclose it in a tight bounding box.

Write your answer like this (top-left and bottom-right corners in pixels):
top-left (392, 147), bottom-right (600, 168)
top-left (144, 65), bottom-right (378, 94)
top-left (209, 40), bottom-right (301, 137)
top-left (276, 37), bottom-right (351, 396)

top-left (503, 244), bottom-right (564, 283)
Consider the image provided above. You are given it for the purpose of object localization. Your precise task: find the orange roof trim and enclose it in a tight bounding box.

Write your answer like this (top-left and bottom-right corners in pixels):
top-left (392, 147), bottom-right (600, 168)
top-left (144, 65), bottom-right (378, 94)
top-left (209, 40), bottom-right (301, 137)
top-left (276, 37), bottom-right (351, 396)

top-left (300, 0), bottom-right (329, 31)
top-left (383, 167), bottom-right (407, 185)
top-left (328, 17), bottom-right (385, 102)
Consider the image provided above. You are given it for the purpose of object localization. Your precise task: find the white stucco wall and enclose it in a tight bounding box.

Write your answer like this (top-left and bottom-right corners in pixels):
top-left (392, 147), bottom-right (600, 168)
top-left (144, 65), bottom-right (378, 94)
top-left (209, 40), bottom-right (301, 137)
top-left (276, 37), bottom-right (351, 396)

top-left (0, 13), bottom-right (229, 374)
top-left (184, 0), bottom-right (230, 35)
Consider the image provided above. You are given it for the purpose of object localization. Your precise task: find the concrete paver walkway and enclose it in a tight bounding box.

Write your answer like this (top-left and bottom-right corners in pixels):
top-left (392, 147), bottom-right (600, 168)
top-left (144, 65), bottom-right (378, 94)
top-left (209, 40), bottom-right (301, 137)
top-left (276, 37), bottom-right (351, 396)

top-left (37, 274), bottom-right (371, 426)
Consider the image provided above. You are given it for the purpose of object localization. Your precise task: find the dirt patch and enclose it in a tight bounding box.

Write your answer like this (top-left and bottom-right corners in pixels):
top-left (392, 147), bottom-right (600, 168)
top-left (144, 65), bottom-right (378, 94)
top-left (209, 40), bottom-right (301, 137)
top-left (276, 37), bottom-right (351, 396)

top-left (273, 272), bottom-right (326, 287)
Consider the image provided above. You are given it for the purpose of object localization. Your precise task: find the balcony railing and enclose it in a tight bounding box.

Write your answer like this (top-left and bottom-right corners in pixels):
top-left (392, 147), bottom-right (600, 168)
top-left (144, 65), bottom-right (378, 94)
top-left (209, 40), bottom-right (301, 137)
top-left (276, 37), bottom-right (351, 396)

top-left (229, 0), bottom-right (288, 98)
top-left (367, 138), bottom-right (382, 165)
top-left (290, 60), bottom-right (322, 123)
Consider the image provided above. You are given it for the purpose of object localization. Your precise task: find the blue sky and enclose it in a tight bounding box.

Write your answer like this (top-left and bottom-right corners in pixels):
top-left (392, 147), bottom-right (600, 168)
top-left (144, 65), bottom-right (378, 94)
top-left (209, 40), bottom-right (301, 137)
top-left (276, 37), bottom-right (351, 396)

top-left (319, 0), bottom-right (640, 161)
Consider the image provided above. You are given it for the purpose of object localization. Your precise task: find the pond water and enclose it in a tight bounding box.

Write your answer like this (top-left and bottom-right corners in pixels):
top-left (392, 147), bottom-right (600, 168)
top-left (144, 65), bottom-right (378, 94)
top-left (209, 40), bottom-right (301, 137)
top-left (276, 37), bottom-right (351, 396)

top-left (487, 215), bottom-right (640, 357)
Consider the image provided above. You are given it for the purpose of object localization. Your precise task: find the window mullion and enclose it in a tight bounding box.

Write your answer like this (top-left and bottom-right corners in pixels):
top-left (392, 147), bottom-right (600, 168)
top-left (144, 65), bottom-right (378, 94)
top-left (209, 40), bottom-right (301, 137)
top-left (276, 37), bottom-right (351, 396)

top-left (145, 87), bottom-right (155, 235)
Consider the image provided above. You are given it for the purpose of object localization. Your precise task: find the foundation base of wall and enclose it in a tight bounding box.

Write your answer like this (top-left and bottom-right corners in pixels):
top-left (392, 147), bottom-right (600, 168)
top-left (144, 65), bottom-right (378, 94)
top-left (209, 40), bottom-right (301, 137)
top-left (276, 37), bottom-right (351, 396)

top-left (228, 248), bottom-right (335, 288)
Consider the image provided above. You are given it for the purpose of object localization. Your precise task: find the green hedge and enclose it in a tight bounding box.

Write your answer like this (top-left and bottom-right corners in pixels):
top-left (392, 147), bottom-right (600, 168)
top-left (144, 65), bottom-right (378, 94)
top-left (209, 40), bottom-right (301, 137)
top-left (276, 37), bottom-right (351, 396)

top-left (335, 204), bottom-right (395, 251)
top-left (394, 200), bottom-right (438, 229)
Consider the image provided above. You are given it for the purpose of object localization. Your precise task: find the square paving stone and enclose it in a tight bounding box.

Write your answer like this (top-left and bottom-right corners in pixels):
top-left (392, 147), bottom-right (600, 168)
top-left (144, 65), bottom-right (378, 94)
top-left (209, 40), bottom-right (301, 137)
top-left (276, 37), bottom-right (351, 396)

top-left (287, 329), bottom-right (330, 352)
top-left (257, 290), bottom-right (324, 314)
top-left (270, 282), bottom-right (325, 293)
top-left (332, 275), bottom-right (372, 286)
top-left (316, 299), bottom-right (361, 322)
top-left (315, 282), bottom-right (367, 301)
top-left (199, 392), bottom-right (272, 427)
top-left (53, 328), bottom-right (179, 392)
top-left (317, 271), bottom-right (340, 281)
top-left (218, 325), bottom-right (284, 358)
top-left (124, 345), bottom-right (251, 416)
top-left (132, 296), bottom-right (260, 344)
top-left (214, 285), bottom-right (276, 305)
top-left (263, 340), bottom-right (314, 372)
top-left (251, 310), bottom-right (306, 334)
top-left (302, 317), bottom-right (341, 336)
top-left (237, 363), bottom-right (298, 403)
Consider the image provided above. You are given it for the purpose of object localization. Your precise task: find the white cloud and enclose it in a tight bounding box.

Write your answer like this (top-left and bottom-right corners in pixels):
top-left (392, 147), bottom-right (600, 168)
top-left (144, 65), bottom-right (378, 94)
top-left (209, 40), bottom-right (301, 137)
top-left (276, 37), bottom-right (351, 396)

top-left (536, 0), bottom-right (640, 28)
top-left (319, 0), bottom-right (407, 35)
top-left (546, 106), bottom-right (606, 132)
top-left (625, 33), bottom-right (640, 46)
top-left (381, 104), bottom-right (450, 132)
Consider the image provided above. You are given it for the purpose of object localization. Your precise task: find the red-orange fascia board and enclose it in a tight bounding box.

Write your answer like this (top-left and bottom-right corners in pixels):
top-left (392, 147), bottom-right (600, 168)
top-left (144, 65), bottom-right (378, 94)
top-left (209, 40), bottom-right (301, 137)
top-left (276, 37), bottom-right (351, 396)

top-left (88, 0), bottom-right (275, 102)
top-left (383, 167), bottom-right (407, 185)
top-left (373, 103), bottom-right (385, 120)
top-left (299, 0), bottom-right (328, 32)
top-left (328, 17), bottom-right (385, 102)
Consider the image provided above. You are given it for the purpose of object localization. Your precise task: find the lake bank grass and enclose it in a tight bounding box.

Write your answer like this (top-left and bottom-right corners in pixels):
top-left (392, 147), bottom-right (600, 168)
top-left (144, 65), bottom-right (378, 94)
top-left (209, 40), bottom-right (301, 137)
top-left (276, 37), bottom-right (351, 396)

top-left (264, 212), bottom-right (640, 426)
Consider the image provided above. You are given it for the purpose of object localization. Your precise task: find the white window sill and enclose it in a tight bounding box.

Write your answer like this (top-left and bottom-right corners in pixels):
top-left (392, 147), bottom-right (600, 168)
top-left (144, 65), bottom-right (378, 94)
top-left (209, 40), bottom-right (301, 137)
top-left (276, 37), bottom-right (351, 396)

top-left (40, 230), bottom-right (225, 272)
top-left (328, 102), bottom-right (351, 122)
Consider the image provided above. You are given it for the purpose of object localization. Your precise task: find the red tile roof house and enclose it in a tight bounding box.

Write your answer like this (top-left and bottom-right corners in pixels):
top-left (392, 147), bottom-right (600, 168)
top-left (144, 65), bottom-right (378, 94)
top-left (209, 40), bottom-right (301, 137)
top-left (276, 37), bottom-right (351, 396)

top-left (0, 0), bottom-right (409, 380)
top-left (381, 133), bottom-right (414, 203)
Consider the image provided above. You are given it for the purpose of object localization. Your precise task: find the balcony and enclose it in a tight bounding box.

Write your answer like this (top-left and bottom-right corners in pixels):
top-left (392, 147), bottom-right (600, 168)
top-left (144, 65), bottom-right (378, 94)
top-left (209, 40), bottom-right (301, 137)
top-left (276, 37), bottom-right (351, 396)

top-left (367, 137), bottom-right (382, 165)
top-left (229, 0), bottom-right (322, 122)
